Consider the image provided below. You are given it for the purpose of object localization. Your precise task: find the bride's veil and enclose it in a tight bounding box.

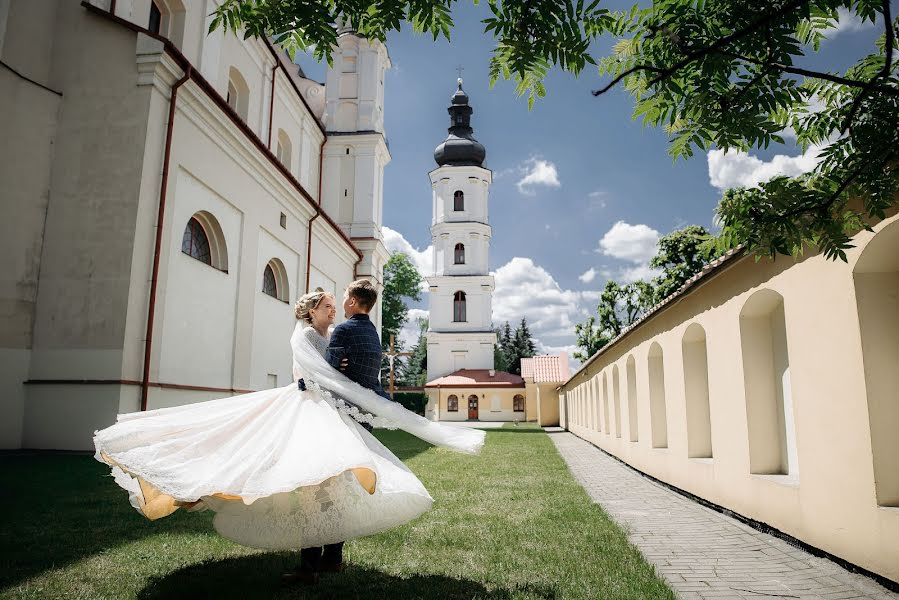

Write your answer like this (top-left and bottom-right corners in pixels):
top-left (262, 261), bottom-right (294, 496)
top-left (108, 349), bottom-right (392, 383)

top-left (290, 323), bottom-right (485, 455)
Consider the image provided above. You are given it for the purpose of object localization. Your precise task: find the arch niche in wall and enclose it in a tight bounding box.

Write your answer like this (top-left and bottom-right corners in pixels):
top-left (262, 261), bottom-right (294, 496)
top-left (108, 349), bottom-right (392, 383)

top-left (854, 219), bottom-right (899, 506)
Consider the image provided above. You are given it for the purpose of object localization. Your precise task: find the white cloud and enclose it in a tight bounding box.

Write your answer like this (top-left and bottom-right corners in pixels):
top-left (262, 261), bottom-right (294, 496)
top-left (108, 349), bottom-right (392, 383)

top-left (707, 145), bottom-right (824, 191)
top-left (618, 263), bottom-right (662, 283)
top-left (516, 158), bottom-right (561, 194)
top-left (829, 7), bottom-right (875, 37)
top-left (597, 221), bottom-right (661, 264)
top-left (397, 308), bottom-right (429, 349)
top-left (491, 257), bottom-right (596, 362)
top-left (382, 226), bottom-right (433, 277)
top-left (578, 268), bottom-right (597, 283)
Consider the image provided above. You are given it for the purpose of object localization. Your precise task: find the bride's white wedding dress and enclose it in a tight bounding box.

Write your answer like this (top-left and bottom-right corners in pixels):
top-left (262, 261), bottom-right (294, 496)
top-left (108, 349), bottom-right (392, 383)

top-left (94, 322), bottom-right (485, 550)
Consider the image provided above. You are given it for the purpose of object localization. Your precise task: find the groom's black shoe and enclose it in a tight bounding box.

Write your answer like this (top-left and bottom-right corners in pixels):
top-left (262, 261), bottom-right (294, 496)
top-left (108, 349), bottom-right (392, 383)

top-left (319, 561), bottom-right (345, 574)
top-left (281, 566), bottom-right (319, 586)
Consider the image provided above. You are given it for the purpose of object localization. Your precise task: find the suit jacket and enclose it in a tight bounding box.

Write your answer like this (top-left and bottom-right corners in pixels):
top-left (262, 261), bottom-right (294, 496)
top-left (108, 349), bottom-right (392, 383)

top-left (326, 314), bottom-right (390, 401)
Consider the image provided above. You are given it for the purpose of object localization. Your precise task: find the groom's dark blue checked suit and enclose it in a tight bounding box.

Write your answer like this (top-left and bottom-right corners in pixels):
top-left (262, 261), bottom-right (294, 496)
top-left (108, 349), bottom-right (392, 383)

top-left (326, 313), bottom-right (390, 402)
top-left (300, 312), bottom-right (387, 572)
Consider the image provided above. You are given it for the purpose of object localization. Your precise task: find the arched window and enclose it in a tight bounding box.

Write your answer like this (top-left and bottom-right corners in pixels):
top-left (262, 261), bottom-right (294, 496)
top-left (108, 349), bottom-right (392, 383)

top-left (146, 0), bottom-right (186, 46)
top-left (454, 190), bottom-right (464, 211)
top-left (447, 394), bottom-right (459, 412)
top-left (513, 394), bottom-right (525, 412)
top-left (648, 342), bottom-right (668, 448)
top-left (262, 265), bottom-right (277, 297)
top-left (181, 211), bottom-right (229, 272)
top-left (148, 1), bottom-right (162, 34)
top-left (276, 129), bottom-right (292, 169)
top-left (182, 217), bottom-right (211, 265)
top-left (454, 243), bottom-right (465, 264)
top-left (453, 291), bottom-right (466, 322)
top-left (740, 290), bottom-right (797, 476)
top-left (227, 67), bottom-right (250, 121)
top-left (683, 323), bottom-right (713, 458)
top-left (262, 258), bottom-right (289, 302)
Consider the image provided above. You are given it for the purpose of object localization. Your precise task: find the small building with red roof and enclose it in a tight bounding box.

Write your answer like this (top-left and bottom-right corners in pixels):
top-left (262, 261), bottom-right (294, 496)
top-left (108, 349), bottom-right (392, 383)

top-left (423, 354), bottom-right (569, 424)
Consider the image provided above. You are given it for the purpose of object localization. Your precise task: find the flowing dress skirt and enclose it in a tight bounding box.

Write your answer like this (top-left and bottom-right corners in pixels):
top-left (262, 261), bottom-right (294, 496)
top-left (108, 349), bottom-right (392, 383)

top-left (94, 384), bottom-right (433, 549)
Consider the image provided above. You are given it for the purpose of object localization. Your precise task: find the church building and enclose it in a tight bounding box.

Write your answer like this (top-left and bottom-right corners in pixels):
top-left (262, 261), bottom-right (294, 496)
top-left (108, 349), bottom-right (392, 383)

top-left (0, 0), bottom-right (390, 450)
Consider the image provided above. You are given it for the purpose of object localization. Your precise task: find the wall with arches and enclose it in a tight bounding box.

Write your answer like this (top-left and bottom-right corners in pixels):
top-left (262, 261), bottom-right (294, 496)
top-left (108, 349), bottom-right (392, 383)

top-left (560, 212), bottom-right (899, 583)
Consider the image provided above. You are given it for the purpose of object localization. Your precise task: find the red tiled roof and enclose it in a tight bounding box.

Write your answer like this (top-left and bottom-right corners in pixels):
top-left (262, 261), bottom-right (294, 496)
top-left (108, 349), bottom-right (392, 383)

top-left (425, 369), bottom-right (525, 388)
top-left (520, 354), bottom-right (570, 383)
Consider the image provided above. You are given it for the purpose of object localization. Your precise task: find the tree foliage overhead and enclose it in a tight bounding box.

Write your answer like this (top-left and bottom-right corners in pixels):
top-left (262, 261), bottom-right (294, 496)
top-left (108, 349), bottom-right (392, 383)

top-left (210, 0), bottom-right (610, 108)
top-left (212, 0), bottom-right (899, 260)
top-left (596, 0), bottom-right (899, 261)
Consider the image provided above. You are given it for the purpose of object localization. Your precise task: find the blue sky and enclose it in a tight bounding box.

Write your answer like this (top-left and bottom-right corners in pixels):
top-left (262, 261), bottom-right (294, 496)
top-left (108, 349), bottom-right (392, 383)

top-left (298, 4), bottom-right (884, 364)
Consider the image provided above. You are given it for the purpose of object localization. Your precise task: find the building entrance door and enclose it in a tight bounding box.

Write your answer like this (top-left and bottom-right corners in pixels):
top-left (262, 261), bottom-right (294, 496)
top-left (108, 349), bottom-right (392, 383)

top-left (468, 395), bottom-right (479, 420)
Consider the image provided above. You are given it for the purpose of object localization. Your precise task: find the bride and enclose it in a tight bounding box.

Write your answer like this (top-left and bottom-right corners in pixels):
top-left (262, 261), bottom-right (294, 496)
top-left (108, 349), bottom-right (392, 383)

top-left (93, 288), bottom-right (485, 553)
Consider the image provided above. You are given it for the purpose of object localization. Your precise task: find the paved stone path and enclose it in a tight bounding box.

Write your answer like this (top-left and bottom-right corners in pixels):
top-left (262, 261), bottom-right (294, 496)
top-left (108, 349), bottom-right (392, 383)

top-left (546, 428), bottom-right (899, 600)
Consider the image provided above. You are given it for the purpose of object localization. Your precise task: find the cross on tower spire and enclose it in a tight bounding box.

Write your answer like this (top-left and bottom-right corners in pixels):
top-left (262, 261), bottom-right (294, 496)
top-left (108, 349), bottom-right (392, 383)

top-left (455, 65), bottom-right (464, 84)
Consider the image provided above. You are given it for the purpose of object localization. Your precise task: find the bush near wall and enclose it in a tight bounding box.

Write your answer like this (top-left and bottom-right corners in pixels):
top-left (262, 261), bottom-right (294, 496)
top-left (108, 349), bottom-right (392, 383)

top-left (392, 392), bottom-right (427, 415)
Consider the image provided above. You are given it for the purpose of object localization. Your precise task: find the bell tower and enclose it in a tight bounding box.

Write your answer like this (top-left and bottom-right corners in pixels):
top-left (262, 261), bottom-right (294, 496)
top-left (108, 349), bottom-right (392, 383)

top-left (425, 80), bottom-right (496, 382)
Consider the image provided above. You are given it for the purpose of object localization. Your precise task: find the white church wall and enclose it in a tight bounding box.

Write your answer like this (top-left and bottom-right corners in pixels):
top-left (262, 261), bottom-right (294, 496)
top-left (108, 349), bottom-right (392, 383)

top-left (156, 168), bottom-right (241, 391)
top-left (425, 332), bottom-right (496, 381)
top-left (249, 229), bottom-right (299, 391)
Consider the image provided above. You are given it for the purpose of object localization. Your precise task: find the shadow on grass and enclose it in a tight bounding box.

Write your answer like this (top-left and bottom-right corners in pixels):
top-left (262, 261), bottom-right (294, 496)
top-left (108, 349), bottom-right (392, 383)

top-left (138, 552), bottom-right (557, 600)
top-left (0, 455), bottom-right (216, 590)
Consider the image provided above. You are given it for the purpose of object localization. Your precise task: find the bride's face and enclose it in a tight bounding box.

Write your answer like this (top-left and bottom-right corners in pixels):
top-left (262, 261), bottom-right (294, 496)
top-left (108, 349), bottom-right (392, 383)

top-left (311, 294), bottom-right (337, 327)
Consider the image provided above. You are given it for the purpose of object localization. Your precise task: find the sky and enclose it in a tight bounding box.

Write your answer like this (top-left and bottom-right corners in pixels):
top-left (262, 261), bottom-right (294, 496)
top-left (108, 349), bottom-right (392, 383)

top-left (298, 4), bottom-right (884, 367)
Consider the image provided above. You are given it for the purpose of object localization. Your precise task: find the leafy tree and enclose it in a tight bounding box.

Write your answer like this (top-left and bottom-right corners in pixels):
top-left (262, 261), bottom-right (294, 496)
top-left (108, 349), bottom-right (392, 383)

top-left (595, 1), bottom-right (899, 261)
top-left (650, 225), bottom-right (723, 300)
top-left (210, 0), bottom-right (608, 108)
top-left (380, 253), bottom-right (423, 349)
top-left (214, 1), bottom-right (899, 260)
top-left (573, 316), bottom-right (610, 362)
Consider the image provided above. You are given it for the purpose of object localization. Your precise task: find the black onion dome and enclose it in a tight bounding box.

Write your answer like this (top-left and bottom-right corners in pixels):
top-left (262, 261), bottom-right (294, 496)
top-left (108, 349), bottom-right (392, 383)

top-left (434, 79), bottom-right (486, 167)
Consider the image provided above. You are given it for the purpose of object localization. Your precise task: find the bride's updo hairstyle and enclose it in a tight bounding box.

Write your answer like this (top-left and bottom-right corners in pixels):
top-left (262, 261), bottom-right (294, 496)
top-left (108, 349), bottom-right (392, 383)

top-left (295, 288), bottom-right (328, 324)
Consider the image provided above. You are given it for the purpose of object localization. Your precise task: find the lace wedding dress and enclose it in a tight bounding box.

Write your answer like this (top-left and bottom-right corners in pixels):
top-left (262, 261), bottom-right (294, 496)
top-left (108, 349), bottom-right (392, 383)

top-left (94, 323), bottom-right (485, 550)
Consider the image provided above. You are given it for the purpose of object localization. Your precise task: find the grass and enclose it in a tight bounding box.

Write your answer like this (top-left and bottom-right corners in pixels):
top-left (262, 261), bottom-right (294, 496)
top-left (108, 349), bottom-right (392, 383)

top-left (0, 423), bottom-right (674, 599)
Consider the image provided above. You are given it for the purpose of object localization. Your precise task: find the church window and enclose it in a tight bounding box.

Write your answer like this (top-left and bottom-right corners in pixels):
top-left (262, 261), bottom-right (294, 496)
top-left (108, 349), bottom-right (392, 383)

top-left (453, 190), bottom-right (464, 211)
top-left (453, 291), bottom-right (466, 322)
top-left (182, 218), bottom-right (211, 265)
top-left (276, 129), bottom-right (292, 170)
top-left (262, 265), bottom-right (278, 298)
top-left (513, 394), bottom-right (525, 412)
top-left (227, 67), bottom-right (250, 121)
top-left (148, 1), bottom-right (162, 34)
top-left (181, 211), bottom-right (229, 272)
top-left (454, 243), bottom-right (465, 264)
top-left (447, 395), bottom-right (459, 412)
top-left (262, 258), bottom-right (289, 302)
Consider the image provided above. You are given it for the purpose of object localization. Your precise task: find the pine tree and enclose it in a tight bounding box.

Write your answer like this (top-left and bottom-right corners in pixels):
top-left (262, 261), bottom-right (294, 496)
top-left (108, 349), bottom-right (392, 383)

top-left (509, 317), bottom-right (537, 375)
top-left (400, 318), bottom-right (428, 387)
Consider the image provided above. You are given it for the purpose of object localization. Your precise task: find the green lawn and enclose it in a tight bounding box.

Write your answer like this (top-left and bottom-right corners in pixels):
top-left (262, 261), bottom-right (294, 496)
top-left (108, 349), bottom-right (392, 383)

top-left (0, 424), bottom-right (674, 599)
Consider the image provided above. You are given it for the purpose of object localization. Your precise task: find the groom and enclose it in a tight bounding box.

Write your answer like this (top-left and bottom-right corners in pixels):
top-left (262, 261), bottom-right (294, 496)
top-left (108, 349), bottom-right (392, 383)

top-left (288, 278), bottom-right (387, 585)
